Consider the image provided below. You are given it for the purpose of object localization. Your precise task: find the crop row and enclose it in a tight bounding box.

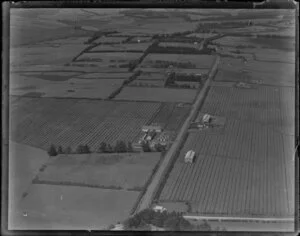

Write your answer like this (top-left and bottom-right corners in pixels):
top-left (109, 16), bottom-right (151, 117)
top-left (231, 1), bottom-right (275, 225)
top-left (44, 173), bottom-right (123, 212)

top-left (10, 98), bottom-right (161, 151)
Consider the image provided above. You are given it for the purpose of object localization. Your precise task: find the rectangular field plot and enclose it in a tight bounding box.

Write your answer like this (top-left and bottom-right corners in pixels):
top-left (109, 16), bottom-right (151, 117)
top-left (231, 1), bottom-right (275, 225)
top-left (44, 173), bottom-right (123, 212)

top-left (158, 42), bottom-right (201, 49)
top-left (92, 36), bottom-right (128, 44)
top-left (129, 80), bottom-right (165, 87)
top-left (77, 72), bottom-right (133, 80)
top-left (141, 54), bottom-right (215, 69)
top-left (36, 152), bottom-right (161, 190)
top-left (76, 52), bottom-right (143, 63)
top-left (10, 98), bottom-right (161, 151)
top-left (159, 119), bottom-right (294, 217)
top-left (10, 76), bottom-right (125, 99)
top-left (114, 87), bottom-right (197, 103)
top-left (201, 86), bottom-right (294, 134)
top-left (14, 185), bottom-right (139, 230)
top-left (90, 42), bottom-right (152, 52)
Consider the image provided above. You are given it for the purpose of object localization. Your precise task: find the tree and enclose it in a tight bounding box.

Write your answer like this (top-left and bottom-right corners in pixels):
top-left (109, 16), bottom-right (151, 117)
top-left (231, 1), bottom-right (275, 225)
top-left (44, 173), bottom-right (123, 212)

top-left (65, 146), bottom-right (72, 154)
top-left (163, 216), bottom-right (180, 230)
top-left (127, 141), bottom-right (133, 153)
top-left (99, 142), bottom-right (107, 153)
top-left (142, 141), bottom-right (151, 152)
top-left (106, 144), bottom-right (113, 153)
top-left (114, 140), bottom-right (127, 153)
top-left (76, 144), bottom-right (90, 154)
top-left (57, 145), bottom-right (64, 154)
top-left (155, 143), bottom-right (166, 152)
top-left (48, 144), bottom-right (57, 156)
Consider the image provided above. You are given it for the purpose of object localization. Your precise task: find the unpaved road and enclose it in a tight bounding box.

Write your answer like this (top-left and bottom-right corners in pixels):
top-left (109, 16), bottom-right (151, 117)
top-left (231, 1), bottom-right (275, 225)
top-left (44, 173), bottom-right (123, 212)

top-left (135, 56), bottom-right (220, 213)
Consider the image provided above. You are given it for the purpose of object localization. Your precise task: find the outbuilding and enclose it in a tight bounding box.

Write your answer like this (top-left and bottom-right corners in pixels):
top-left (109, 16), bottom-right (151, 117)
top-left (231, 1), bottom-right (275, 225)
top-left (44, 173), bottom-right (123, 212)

top-left (184, 150), bottom-right (195, 163)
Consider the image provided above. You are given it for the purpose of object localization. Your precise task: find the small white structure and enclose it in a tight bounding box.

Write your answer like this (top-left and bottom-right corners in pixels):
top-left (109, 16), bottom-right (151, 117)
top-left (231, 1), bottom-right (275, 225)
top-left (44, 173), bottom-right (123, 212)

top-left (184, 150), bottom-right (195, 163)
top-left (153, 205), bottom-right (167, 213)
top-left (142, 125), bottom-right (162, 133)
top-left (202, 114), bottom-right (211, 124)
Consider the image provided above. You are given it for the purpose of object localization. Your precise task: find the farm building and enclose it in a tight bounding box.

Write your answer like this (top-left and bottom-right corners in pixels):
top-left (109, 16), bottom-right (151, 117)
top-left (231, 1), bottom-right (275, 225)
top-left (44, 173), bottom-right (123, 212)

top-left (153, 205), bottom-right (167, 213)
top-left (202, 114), bottom-right (211, 124)
top-left (184, 150), bottom-right (195, 163)
top-left (142, 125), bottom-right (162, 133)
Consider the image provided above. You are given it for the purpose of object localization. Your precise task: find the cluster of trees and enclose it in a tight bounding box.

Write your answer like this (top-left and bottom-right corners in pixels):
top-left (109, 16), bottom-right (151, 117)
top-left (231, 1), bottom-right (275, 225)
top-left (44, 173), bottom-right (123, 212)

top-left (123, 209), bottom-right (212, 231)
top-left (98, 141), bottom-right (133, 153)
top-left (165, 72), bottom-right (200, 89)
top-left (141, 141), bottom-right (166, 153)
top-left (48, 144), bottom-right (72, 156)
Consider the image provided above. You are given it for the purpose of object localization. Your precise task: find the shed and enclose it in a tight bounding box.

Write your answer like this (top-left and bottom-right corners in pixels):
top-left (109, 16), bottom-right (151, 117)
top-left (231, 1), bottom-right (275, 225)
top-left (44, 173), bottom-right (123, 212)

top-left (184, 150), bottom-right (195, 163)
top-left (202, 114), bottom-right (211, 123)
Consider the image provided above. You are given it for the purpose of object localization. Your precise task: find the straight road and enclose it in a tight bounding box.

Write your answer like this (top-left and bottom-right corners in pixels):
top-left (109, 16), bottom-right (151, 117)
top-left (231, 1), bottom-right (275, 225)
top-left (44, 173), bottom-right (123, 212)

top-left (134, 56), bottom-right (220, 213)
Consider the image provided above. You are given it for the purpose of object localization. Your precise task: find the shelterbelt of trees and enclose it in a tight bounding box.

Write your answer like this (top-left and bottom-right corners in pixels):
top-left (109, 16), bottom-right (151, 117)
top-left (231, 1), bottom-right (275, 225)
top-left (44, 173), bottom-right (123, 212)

top-left (47, 140), bottom-right (166, 156)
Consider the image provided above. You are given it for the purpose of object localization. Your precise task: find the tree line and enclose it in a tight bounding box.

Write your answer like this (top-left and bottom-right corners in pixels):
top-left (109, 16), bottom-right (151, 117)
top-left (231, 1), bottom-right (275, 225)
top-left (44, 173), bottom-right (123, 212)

top-left (47, 140), bottom-right (166, 156)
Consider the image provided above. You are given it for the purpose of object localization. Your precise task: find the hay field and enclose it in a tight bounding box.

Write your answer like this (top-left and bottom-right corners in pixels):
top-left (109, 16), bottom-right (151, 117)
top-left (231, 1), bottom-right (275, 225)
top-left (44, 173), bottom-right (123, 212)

top-left (12, 185), bottom-right (139, 230)
top-left (37, 152), bottom-right (161, 190)
top-left (114, 87), bottom-right (197, 103)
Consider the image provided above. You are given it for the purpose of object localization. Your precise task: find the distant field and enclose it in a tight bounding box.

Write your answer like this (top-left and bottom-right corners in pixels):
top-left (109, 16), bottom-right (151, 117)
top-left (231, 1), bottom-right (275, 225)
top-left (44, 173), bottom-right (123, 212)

top-left (13, 185), bottom-right (139, 230)
top-left (129, 79), bottom-right (165, 87)
top-left (142, 54), bottom-right (215, 69)
top-left (10, 76), bottom-right (125, 99)
top-left (10, 43), bottom-right (87, 67)
top-left (201, 86), bottom-right (294, 134)
top-left (10, 98), bottom-right (161, 151)
top-left (37, 152), bottom-right (161, 190)
top-left (158, 42), bottom-right (202, 49)
top-left (92, 36), bottom-right (128, 44)
top-left (76, 52), bottom-right (143, 65)
top-left (186, 33), bottom-right (217, 39)
top-left (136, 72), bottom-right (167, 81)
top-left (90, 42), bottom-right (152, 52)
top-left (114, 87), bottom-right (198, 103)
top-left (77, 72), bottom-right (133, 79)
top-left (218, 57), bottom-right (295, 87)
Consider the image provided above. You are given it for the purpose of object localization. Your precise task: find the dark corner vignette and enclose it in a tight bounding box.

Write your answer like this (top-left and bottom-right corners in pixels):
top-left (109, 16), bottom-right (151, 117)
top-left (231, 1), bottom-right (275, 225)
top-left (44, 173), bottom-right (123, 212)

top-left (2, 0), bottom-right (299, 236)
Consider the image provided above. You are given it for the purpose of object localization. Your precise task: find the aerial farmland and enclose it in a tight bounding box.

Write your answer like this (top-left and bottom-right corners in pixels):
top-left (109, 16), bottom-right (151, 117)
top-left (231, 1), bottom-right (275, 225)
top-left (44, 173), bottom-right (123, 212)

top-left (8, 7), bottom-right (296, 232)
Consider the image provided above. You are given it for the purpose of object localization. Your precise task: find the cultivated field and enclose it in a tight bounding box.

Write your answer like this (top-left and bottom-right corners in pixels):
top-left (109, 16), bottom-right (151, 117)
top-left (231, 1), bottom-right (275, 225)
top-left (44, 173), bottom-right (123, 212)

top-left (10, 97), bottom-right (161, 151)
top-left (141, 54), bottom-right (215, 69)
top-left (158, 82), bottom-right (295, 218)
top-left (77, 72), bottom-right (133, 80)
top-left (159, 120), bottom-right (294, 217)
top-left (90, 42), bottom-right (152, 52)
top-left (92, 36), bottom-right (128, 44)
top-left (76, 52), bottom-right (143, 63)
top-left (114, 87), bottom-right (198, 103)
top-left (158, 42), bottom-right (202, 49)
top-left (12, 185), bottom-right (139, 230)
top-left (36, 152), bottom-right (161, 190)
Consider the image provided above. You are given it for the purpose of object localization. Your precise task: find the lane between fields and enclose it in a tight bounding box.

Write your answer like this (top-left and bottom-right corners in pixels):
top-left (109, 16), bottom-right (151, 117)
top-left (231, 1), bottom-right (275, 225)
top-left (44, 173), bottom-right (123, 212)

top-left (134, 55), bottom-right (220, 213)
